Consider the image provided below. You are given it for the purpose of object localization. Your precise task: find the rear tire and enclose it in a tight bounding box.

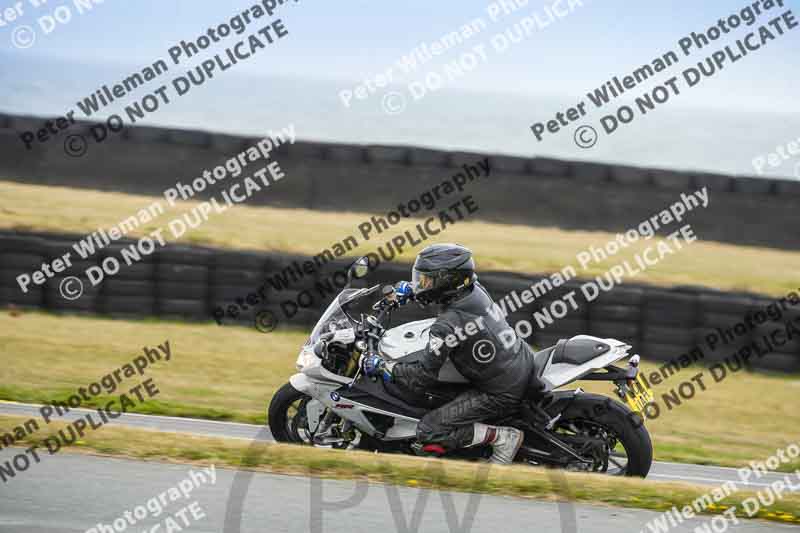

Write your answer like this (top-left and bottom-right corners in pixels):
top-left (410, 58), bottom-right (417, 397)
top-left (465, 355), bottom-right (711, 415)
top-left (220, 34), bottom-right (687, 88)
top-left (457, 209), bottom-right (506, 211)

top-left (555, 393), bottom-right (653, 477)
top-left (268, 382), bottom-right (310, 443)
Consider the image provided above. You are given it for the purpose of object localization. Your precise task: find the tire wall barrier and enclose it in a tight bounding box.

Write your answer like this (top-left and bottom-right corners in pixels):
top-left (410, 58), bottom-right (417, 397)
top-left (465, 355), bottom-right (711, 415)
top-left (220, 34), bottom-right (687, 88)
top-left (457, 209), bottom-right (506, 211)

top-left (1, 113), bottom-right (799, 250)
top-left (1, 231), bottom-right (798, 374)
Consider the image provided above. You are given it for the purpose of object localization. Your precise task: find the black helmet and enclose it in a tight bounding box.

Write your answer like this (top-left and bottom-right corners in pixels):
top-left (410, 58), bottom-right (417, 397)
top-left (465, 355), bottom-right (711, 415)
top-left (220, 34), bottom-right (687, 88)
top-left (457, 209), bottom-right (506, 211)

top-left (412, 243), bottom-right (476, 305)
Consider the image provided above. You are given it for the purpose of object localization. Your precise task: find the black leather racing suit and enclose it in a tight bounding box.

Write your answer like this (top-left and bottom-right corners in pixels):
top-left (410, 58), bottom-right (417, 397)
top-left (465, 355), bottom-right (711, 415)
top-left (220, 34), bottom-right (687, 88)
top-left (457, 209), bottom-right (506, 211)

top-left (392, 281), bottom-right (538, 450)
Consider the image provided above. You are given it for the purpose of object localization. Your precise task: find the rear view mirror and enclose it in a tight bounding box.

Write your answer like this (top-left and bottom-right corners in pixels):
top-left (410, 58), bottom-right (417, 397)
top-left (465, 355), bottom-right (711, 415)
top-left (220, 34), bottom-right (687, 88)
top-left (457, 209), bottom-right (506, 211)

top-left (350, 257), bottom-right (370, 280)
top-left (345, 257), bottom-right (371, 289)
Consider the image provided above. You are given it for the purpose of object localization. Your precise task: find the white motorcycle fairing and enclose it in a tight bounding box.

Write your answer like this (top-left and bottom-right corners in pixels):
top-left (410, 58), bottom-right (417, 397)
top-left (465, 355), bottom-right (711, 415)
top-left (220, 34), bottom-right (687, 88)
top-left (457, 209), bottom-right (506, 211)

top-left (289, 373), bottom-right (420, 440)
top-left (290, 317), bottom-right (633, 440)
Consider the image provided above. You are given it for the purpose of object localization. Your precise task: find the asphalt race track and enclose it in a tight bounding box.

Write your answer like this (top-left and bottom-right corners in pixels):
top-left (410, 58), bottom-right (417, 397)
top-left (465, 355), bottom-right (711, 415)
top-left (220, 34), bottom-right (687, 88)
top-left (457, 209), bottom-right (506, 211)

top-left (2, 452), bottom-right (798, 533)
top-left (1, 401), bottom-right (795, 493)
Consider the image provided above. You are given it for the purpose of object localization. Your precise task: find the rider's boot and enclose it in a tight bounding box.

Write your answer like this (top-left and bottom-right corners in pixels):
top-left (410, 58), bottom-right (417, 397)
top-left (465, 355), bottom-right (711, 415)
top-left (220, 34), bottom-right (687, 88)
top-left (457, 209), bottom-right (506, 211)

top-left (471, 423), bottom-right (523, 464)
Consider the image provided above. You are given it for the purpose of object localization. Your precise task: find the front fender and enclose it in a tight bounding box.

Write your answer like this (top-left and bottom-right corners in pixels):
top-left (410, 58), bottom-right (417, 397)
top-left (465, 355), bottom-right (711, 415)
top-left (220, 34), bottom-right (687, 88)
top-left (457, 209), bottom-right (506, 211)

top-left (289, 373), bottom-right (313, 394)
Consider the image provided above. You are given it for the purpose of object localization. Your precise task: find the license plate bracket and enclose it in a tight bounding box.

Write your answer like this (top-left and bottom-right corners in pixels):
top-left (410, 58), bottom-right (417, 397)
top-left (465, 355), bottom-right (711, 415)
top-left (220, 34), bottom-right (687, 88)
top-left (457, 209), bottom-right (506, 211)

top-left (623, 374), bottom-right (655, 416)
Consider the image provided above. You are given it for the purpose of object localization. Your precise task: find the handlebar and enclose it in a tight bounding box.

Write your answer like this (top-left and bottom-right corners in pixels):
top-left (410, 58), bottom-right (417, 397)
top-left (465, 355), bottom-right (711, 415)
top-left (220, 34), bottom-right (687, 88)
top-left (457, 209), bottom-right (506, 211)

top-left (356, 281), bottom-right (414, 356)
top-left (365, 289), bottom-right (399, 352)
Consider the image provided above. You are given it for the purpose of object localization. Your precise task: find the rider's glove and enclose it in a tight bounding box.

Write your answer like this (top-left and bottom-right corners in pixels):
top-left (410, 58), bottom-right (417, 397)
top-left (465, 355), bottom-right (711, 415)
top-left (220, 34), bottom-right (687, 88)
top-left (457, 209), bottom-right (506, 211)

top-left (360, 354), bottom-right (393, 382)
top-left (394, 281), bottom-right (414, 305)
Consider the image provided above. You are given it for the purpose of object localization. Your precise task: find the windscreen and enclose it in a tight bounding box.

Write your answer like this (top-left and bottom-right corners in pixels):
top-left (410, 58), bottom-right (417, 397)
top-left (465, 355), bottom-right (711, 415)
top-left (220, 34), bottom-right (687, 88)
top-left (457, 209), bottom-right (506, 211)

top-left (305, 288), bottom-right (375, 346)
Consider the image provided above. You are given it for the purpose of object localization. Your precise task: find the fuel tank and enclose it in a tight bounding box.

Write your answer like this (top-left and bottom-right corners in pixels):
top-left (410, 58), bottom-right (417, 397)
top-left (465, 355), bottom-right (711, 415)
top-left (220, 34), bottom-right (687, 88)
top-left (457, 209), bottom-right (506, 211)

top-left (379, 318), bottom-right (468, 384)
top-left (378, 318), bottom-right (434, 359)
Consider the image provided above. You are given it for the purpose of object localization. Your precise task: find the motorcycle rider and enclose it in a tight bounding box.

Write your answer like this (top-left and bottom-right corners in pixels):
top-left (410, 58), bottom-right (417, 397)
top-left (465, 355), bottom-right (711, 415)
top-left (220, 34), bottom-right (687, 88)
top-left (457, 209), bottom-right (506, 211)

top-left (360, 243), bottom-right (547, 464)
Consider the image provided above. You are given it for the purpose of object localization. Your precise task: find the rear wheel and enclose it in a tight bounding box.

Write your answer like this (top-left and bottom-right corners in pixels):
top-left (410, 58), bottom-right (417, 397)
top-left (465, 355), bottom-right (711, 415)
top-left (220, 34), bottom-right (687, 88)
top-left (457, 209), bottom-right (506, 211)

top-left (550, 393), bottom-right (652, 477)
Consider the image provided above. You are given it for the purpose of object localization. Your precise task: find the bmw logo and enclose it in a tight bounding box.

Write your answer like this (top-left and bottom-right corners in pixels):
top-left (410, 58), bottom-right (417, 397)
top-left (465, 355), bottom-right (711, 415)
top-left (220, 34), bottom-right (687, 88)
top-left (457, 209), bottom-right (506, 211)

top-left (330, 391), bottom-right (341, 401)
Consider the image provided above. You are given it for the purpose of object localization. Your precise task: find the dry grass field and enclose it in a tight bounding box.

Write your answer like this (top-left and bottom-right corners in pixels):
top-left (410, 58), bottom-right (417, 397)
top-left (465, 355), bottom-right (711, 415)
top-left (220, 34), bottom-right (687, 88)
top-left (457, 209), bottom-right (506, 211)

top-left (1, 180), bottom-right (799, 295)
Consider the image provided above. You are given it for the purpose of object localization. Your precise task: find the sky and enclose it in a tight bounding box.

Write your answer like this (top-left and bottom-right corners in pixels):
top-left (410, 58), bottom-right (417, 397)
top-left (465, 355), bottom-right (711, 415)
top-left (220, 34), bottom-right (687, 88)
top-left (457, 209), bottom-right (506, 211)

top-left (2, 0), bottom-right (799, 178)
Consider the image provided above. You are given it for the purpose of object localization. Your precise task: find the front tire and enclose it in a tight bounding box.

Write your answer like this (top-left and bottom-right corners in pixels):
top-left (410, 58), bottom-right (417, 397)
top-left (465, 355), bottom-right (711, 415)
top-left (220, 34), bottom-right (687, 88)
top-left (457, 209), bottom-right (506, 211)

top-left (268, 382), bottom-right (311, 443)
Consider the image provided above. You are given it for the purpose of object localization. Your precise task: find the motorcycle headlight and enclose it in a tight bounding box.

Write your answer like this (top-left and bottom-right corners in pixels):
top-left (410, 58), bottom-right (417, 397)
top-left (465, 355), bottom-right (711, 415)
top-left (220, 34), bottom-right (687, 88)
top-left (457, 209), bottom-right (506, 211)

top-left (296, 348), bottom-right (319, 370)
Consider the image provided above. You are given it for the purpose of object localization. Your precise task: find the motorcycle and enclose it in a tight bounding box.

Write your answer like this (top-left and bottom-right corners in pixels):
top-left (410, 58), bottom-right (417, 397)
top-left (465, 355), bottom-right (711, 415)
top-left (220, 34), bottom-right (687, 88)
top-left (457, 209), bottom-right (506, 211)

top-left (268, 257), bottom-right (655, 476)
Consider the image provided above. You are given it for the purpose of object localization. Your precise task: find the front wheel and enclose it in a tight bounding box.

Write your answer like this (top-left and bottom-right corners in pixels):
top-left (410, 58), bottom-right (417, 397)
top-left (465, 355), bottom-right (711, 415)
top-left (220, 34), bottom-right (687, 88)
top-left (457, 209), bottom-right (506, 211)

top-left (548, 393), bottom-right (653, 477)
top-left (268, 382), bottom-right (313, 443)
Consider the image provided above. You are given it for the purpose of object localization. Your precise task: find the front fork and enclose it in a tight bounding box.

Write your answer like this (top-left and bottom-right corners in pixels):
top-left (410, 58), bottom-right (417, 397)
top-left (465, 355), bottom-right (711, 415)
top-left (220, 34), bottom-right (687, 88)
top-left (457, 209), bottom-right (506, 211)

top-left (289, 374), bottom-right (353, 446)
